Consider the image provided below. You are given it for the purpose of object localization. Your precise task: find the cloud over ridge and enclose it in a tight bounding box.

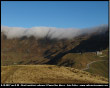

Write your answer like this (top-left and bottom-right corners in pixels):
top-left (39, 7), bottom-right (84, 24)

top-left (1, 25), bottom-right (108, 39)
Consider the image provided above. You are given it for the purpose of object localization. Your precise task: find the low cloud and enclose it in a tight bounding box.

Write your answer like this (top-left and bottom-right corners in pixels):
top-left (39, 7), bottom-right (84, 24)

top-left (1, 25), bottom-right (108, 40)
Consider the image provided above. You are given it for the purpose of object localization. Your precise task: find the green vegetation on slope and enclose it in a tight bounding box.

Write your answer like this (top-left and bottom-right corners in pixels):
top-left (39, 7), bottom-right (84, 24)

top-left (84, 49), bottom-right (109, 78)
top-left (57, 50), bottom-right (108, 78)
top-left (85, 60), bottom-right (108, 78)
top-left (58, 52), bottom-right (103, 69)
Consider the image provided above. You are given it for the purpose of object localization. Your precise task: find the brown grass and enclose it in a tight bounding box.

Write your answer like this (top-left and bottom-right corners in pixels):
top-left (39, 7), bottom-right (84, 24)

top-left (1, 65), bottom-right (108, 84)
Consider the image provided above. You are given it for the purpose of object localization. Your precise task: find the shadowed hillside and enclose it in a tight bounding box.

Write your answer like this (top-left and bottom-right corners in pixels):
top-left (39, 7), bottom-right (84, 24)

top-left (69, 30), bottom-right (109, 53)
top-left (46, 30), bottom-right (108, 65)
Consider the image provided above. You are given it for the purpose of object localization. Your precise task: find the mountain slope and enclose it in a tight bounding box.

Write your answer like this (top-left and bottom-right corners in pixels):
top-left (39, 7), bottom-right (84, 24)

top-left (1, 27), bottom-right (109, 79)
top-left (1, 65), bottom-right (108, 84)
top-left (1, 29), bottom-right (108, 65)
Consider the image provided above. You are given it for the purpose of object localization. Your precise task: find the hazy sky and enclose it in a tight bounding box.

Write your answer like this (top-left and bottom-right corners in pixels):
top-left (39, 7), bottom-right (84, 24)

top-left (1, 1), bottom-right (108, 29)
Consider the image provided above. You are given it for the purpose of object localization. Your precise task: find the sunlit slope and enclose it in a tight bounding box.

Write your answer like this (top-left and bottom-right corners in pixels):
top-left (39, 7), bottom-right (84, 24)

top-left (85, 60), bottom-right (108, 78)
top-left (1, 65), bottom-right (108, 84)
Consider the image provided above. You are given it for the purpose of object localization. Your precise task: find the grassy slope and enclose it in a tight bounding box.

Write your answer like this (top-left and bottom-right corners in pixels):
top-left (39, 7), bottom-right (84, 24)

top-left (1, 65), bottom-right (108, 84)
top-left (58, 49), bottom-right (108, 78)
top-left (1, 52), bottom-right (49, 66)
top-left (85, 60), bottom-right (108, 78)
top-left (1, 49), bottom-right (108, 79)
top-left (85, 49), bottom-right (109, 78)
top-left (58, 52), bottom-right (103, 69)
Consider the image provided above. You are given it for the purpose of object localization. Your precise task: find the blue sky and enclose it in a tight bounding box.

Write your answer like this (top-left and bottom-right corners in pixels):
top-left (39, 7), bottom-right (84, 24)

top-left (1, 1), bottom-right (108, 29)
